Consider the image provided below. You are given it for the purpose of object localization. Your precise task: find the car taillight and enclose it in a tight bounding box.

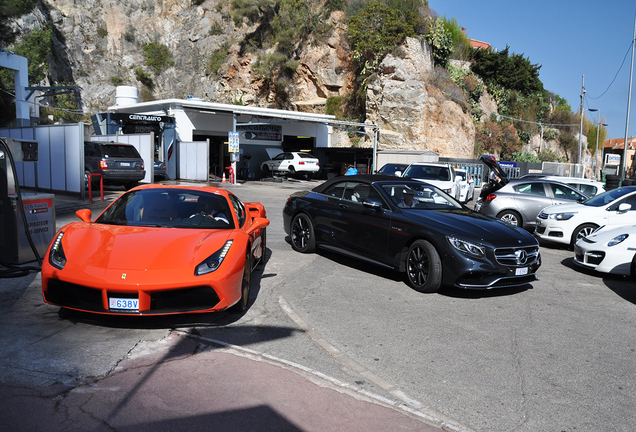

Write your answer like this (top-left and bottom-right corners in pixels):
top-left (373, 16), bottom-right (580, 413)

top-left (99, 159), bottom-right (108, 169)
top-left (141, 161), bottom-right (144, 170)
top-left (486, 194), bottom-right (497, 201)
top-left (299, 161), bottom-right (305, 165)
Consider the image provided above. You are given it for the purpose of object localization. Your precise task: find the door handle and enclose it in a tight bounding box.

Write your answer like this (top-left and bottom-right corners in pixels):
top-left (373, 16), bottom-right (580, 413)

top-left (339, 203), bottom-right (348, 209)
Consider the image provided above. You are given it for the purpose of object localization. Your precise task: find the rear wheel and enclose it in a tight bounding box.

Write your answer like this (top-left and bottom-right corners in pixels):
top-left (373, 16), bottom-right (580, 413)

top-left (291, 213), bottom-right (315, 253)
top-left (497, 210), bottom-right (522, 227)
top-left (630, 253), bottom-right (636, 279)
top-left (406, 240), bottom-right (442, 293)
top-left (570, 223), bottom-right (598, 245)
top-left (231, 249), bottom-right (251, 312)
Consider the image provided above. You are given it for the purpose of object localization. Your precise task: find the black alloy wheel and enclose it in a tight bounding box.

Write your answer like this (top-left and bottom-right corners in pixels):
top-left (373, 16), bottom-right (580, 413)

top-left (231, 249), bottom-right (252, 312)
top-left (406, 240), bottom-right (442, 293)
top-left (290, 213), bottom-right (315, 253)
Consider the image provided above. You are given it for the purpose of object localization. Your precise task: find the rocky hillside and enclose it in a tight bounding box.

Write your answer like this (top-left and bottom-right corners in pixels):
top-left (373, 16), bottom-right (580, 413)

top-left (16, 0), bottom-right (480, 158)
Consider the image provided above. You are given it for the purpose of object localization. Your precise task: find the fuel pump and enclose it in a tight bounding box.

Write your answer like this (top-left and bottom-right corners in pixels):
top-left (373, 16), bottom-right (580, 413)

top-left (0, 138), bottom-right (53, 277)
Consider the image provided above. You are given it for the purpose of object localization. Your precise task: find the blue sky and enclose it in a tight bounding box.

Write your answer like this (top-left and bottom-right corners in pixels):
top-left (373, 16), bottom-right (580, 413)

top-left (429, 0), bottom-right (636, 140)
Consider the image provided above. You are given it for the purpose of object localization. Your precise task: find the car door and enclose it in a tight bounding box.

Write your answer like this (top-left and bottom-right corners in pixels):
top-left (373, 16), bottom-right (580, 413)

top-left (547, 182), bottom-right (587, 205)
top-left (512, 182), bottom-right (552, 225)
top-left (268, 153), bottom-right (285, 171)
top-left (311, 181), bottom-right (348, 246)
top-left (336, 182), bottom-right (391, 261)
top-left (278, 153), bottom-right (294, 172)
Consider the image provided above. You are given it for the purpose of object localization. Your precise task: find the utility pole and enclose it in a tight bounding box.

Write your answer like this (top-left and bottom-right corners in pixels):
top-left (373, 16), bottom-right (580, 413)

top-left (622, 13), bottom-right (636, 180)
top-left (578, 75), bottom-right (585, 166)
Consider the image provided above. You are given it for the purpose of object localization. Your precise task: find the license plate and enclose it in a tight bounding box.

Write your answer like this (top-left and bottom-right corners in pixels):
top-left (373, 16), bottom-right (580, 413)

top-left (516, 267), bottom-right (528, 276)
top-left (109, 297), bottom-right (139, 310)
top-left (120, 162), bottom-right (130, 167)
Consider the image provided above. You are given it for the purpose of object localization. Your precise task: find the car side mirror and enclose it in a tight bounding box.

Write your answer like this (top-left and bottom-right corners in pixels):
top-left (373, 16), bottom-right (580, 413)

top-left (247, 217), bottom-right (270, 234)
top-left (76, 209), bottom-right (92, 222)
top-left (618, 203), bottom-right (632, 213)
top-left (363, 199), bottom-right (384, 211)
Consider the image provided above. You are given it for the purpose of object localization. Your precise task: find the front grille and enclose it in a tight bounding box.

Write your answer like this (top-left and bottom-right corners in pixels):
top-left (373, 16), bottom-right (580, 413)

top-left (149, 287), bottom-right (220, 314)
top-left (494, 246), bottom-right (539, 266)
top-left (45, 280), bottom-right (105, 312)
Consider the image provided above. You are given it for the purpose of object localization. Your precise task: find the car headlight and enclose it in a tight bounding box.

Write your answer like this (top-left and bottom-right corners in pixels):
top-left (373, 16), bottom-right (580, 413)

top-left (608, 234), bottom-right (628, 247)
top-left (443, 188), bottom-right (452, 194)
top-left (49, 232), bottom-right (67, 270)
top-left (548, 212), bottom-right (577, 220)
top-left (195, 240), bottom-right (233, 275)
top-left (447, 236), bottom-right (485, 258)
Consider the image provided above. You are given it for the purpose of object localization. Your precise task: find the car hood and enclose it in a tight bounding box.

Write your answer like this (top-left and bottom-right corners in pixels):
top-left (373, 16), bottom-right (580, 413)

top-left (60, 222), bottom-right (233, 271)
top-left (540, 202), bottom-right (585, 215)
top-left (580, 224), bottom-right (636, 243)
top-left (403, 209), bottom-right (537, 247)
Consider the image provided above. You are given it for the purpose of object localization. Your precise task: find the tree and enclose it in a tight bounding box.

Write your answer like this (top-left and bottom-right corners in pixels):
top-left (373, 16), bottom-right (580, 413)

top-left (471, 46), bottom-right (543, 96)
top-left (475, 119), bottom-right (521, 160)
top-left (0, 0), bottom-right (38, 47)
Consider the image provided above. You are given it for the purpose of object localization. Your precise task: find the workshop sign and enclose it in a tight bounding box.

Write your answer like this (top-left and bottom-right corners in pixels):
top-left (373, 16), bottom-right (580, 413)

top-left (237, 125), bottom-right (282, 141)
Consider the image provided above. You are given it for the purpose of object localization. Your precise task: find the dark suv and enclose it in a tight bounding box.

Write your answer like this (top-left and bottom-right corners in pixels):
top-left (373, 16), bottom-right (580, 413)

top-left (85, 142), bottom-right (145, 190)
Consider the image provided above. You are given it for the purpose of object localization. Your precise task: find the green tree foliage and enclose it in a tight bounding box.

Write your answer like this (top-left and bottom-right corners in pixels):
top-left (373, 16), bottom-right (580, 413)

top-left (230, 0), bottom-right (276, 27)
top-left (471, 46), bottom-right (543, 96)
top-left (134, 67), bottom-right (154, 89)
top-left (442, 16), bottom-right (472, 61)
top-left (142, 42), bottom-right (174, 75)
top-left (0, 27), bottom-right (53, 87)
top-left (0, 0), bottom-right (38, 47)
top-left (423, 17), bottom-right (452, 67)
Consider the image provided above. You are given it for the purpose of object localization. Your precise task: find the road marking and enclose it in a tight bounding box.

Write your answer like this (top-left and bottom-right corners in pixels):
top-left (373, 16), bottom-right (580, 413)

top-left (278, 296), bottom-right (474, 432)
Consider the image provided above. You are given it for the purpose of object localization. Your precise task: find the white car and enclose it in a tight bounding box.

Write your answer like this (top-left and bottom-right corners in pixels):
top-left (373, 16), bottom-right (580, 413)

top-left (535, 186), bottom-right (636, 246)
top-left (541, 176), bottom-right (606, 197)
top-left (402, 163), bottom-right (460, 200)
top-left (261, 152), bottom-right (320, 177)
top-left (574, 224), bottom-right (636, 277)
top-left (454, 168), bottom-right (475, 203)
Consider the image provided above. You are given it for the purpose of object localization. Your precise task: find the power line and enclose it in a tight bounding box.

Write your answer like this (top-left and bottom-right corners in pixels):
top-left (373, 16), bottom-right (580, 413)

top-left (587, 40), bottom-right (635, 100)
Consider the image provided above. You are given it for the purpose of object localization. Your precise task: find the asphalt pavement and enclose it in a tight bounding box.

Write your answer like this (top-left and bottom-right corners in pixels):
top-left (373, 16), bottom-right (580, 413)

top-left (0, 183), bottom-right (465, 432)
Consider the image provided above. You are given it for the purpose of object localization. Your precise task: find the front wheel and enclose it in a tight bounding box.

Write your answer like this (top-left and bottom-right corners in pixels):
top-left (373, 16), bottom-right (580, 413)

top-left (290, 213), bottom-right (315, 253)
top-left (571, 223), bottom-right (598, 245)
top-left (497, 210), bottom-right (521, 227)
top-left (405, 240), bottom-right (442, 293)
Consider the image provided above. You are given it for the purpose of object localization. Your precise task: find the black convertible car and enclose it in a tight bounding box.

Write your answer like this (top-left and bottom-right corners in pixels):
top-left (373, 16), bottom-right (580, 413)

top-left (283, 175), bottom-right (541, 292)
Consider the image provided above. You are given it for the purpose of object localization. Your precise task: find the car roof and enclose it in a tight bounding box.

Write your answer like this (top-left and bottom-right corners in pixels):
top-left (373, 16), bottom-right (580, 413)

top-left (542, 176), bottom-right (603, 184)
top-left (407, 162), bottom-right (448, 167)
top-left (505, 178), bottom-right (582, 190)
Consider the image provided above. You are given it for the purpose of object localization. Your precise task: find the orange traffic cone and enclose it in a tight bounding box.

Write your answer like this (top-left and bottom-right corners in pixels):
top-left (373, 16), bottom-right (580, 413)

top-left (221, 173), bottom-right (227, 183)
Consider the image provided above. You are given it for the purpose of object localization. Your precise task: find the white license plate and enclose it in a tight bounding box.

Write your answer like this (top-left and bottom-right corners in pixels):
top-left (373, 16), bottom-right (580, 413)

top-left (516, 267), bottom-right (528, 276)
top-left (109, 297), bottom-right (139, 310)
top-left (120, 162), bottom-right (130, 167)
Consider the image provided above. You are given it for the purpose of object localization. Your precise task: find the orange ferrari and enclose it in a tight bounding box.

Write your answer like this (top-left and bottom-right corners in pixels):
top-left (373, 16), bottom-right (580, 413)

top-left (42, 184), bottom-right (269, 315)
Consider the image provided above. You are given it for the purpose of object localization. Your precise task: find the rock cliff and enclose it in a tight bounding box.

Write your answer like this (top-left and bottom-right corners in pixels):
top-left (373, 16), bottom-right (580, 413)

top-left (16, 0), bottom-right (476, 158)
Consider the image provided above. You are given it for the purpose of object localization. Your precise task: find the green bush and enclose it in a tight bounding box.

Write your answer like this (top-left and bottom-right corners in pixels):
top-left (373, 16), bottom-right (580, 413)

top-left (142, 42), bottom-right (174, 74)
top-left (111, 76), bottom-right (124, 86)
top-left (0, 27), bottom-right (53, 87)
top-left (123, 27), bottom-right (135, 43)
top-left (209, 22), bottom-right (224, 36)
top-left (97, 27), bottom-right (108, 38)
top-left (134, 67), bottom-right (154, 89)
top-left (206, 44), bottom-right (230, 75)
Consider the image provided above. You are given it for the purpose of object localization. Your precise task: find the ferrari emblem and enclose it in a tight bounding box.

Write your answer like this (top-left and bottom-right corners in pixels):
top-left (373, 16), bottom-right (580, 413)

top-left (121, 273), bottom-right (127, 279)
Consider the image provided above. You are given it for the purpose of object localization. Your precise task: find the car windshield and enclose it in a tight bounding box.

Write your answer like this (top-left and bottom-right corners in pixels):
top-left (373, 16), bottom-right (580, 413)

top-left (101, 144), bottom-right (141, 158)
top-left (95, 189), bottom-right (235, 229)
top-left (403, 165), bottom-right (451, 181)
top-left (381, 182), bottom-right (462, 210)
top-left (583, 187), bottom-right (634, 207)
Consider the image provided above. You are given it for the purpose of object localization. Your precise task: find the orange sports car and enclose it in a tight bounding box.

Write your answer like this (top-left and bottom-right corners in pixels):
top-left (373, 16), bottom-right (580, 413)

top-left (42, 184), bottom-right (269, 315)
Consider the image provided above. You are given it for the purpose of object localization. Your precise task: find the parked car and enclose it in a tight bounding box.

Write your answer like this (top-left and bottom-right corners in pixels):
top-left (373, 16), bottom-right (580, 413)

top-left (376, 163), bottom-right (408, 176)
top-left (454, 168), bottom-right (475, 203)
top-left (535, 186), bottom-right (636, 246)
top-left (153, 159), bottom-right (167, 181)
top-left (474, 179), bottom-right (588, 230)
top-left (85, 141), bottom-right (145, 190)
top-left (401, 163), bottom-right (461, 200)
top-left (261, 151), bottom-right (320, 178)
top-left (283, 175), bottom-right (541, 293)
top-left (42, 184), bottom-right (269, 315)
top-left (541, 176), bottom-right (606, 197)
top-left (573, 224), bottom-right (636, 278)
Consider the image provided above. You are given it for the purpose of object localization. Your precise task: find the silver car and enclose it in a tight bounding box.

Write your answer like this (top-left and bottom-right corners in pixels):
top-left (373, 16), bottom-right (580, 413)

top-left (474, 179), bottom-right (588, 230)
